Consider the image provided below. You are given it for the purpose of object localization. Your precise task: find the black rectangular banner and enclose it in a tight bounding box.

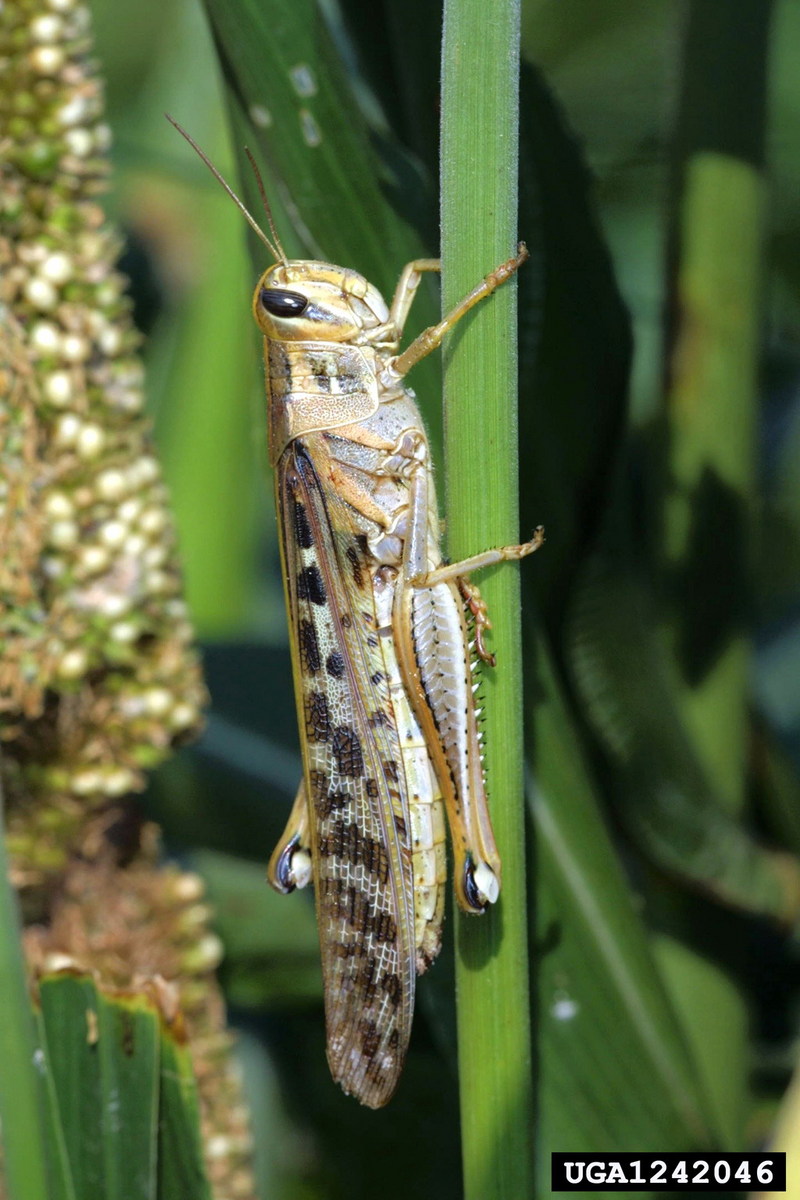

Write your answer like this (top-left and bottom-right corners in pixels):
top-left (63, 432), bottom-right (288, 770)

top-left (551, 1152), bottom-right (785, 1192)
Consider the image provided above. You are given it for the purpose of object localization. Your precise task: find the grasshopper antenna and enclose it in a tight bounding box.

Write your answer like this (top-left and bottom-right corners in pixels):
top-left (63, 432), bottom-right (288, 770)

top-left (244, 147), bottom-right (289, 268)
top-left (165, 114), bottom-right (282, 263)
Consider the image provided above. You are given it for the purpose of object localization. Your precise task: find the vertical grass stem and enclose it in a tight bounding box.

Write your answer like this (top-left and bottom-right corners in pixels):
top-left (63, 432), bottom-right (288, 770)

top-left (440, 2), bottom-right (533, 1195)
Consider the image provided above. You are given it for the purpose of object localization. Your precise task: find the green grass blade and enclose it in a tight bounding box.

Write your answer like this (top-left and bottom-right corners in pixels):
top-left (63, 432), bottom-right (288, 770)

top-left (38, 973), bottom-right (212, 1200)
top-left (200, 0), bottom-right (431, 279)
top-left (529, 633), bottom-right (720, 1168)
top-left (96, 991), bottom-right (160, 1200)
top-left (39, 976), bottom-right (106, 1200)
top-left (33, 1010), bottom-right (77, 1200)
top-left (0, 797), bottom-right (50, 1200)
top-left (199, 0), bottom-right (443, 444)
top-left (157, 1026), bottom-right (213, 1200)
top-left (440, 2), bottom-right (532, 1197)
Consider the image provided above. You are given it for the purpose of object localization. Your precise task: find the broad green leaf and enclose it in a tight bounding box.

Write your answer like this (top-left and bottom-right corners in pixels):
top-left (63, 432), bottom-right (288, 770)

top-left (96, 990), bottom-right (160, 1200)
top-left (38, 974), bottom-right (212, 1200)
top-left (529, 636), bottom-right (719, 1181)
top-left (522, 0), bottom-right (680, 181)
top-left (33, 1012), bottom-right (77, 1200)
top-left (0, 785), bottom-right (51, 1200)
top-left (39, 976), bottom-right (106, 1200)
top-left (149, 172), bottom-right (263, 638)
top-left (201, 0), bottom-right (429, 280)
top-left (566, 544), bottom-right (800, 924)
top-left (199, 0), bottom-right (443, 448)
top-left (517, 61), bottom-right (631, 621)
top-left (157, 1028), bottom-right (212, 1200)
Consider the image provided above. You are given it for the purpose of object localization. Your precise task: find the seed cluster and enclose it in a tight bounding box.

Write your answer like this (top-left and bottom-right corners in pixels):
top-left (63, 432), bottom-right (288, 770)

top-left (0, 3), bottom-right (256, 1194)
top-left (0, 0), bottom-right (206, 880)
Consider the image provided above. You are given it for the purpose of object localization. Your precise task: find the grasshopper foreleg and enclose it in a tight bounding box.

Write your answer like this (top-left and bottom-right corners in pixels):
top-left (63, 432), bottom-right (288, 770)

top-left (387, 258), bottom-right (441, 337)
top-left (389, 244), bottom-right (529, 379)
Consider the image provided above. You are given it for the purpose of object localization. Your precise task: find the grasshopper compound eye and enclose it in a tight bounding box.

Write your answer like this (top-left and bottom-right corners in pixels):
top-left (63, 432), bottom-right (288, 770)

top-left (259, 288), bottom-right (308, 317)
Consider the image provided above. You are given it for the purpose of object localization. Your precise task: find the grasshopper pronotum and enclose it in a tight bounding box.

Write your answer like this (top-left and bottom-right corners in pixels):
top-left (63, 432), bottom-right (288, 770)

top-left (168, 118), bottom-right (543, 1108)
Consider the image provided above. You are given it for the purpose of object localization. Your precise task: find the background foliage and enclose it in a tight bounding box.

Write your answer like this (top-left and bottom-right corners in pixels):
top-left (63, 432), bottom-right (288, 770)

top-left (64, 0), bottom-right (800, 1195)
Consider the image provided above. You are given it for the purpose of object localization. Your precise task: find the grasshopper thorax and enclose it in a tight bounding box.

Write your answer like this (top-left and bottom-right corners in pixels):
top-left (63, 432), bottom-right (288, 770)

top-left (253, 261), bottom-right (391, 344)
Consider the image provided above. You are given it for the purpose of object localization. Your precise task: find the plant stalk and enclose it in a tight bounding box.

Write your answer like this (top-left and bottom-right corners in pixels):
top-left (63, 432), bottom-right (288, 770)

top-left (440, 1), bottom-right (533, 1196)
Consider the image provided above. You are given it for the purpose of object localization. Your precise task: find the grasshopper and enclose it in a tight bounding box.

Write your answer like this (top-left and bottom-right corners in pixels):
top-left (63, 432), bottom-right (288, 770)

top-left (168, 118), bottom-right (543, 1108)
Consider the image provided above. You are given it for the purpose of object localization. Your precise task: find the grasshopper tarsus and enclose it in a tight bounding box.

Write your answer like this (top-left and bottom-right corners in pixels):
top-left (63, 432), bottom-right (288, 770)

top-left (487, 241), bottom-right (530, 288)
top-left (458, 577), bottom-right (496, 667)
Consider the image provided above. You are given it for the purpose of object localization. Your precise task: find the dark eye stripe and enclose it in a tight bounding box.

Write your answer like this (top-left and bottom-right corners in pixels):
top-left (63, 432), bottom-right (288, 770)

top-left (260, 288), bottom-right (308, 317)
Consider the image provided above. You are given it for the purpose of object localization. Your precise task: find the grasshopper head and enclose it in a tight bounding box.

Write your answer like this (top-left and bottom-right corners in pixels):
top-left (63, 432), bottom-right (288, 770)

top-left (253, 261), bottom-right (390, 343)
top-left (163, 123), bottom-right (392, 346)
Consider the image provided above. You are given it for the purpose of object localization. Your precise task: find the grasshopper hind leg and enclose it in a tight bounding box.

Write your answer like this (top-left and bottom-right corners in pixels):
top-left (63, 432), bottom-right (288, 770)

top-left (464, 855), bottom-right (500, 910)
top-left (267, 779), bottom-right (313, 893)
top-left (397, 469), bottom-right (544, 916)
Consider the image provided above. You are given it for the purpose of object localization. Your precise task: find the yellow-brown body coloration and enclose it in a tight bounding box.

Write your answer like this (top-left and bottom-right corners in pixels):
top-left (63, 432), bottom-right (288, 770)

top-left (161, 117), bottom-right (541, 1108)
top-left (258, 251), bottom-right (543, 1108)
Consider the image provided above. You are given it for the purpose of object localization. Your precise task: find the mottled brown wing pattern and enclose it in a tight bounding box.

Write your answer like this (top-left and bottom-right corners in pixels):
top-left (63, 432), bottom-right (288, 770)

top-left (277, 438), bottom-right (416, 1109)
